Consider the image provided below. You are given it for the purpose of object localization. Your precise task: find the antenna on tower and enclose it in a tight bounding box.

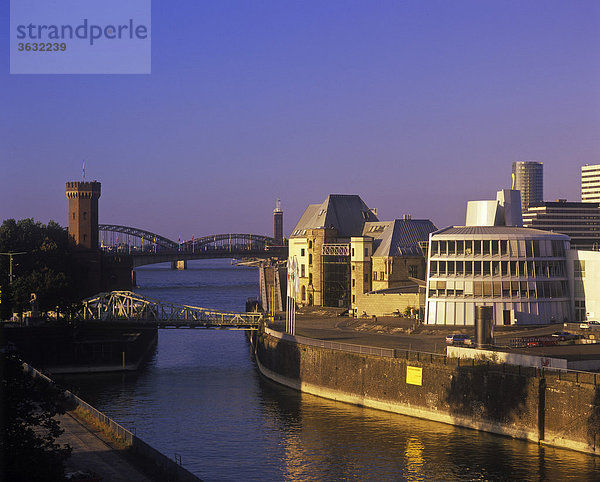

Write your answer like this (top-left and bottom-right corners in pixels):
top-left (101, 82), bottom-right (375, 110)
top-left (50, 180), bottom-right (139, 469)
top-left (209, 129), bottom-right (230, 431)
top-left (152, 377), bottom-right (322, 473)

top-left (82, 160), bottom-right (86, 181)
top-left (276, 198), bottom-right (281, 212)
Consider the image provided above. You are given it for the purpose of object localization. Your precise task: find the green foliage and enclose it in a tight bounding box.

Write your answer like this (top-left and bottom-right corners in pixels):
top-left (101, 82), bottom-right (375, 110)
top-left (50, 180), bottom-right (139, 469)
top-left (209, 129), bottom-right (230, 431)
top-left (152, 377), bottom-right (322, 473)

top-left (0, 353), bottom-right (72, 481)
top-left (0, 218), bottom-right (76, 318)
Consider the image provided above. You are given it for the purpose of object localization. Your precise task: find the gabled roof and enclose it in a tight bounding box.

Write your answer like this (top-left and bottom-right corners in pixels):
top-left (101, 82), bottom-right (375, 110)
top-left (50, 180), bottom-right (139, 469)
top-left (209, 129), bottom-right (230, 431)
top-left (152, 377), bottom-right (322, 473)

top-left (364, 219), bottom-right (437, 257)
top-left (290, 194), bottom-right (378, 238)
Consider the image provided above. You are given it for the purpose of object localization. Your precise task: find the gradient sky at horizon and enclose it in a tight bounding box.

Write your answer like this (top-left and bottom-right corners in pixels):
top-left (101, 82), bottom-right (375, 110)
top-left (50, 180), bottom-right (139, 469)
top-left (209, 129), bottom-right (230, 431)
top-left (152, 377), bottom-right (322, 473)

top-left (1, 1), bottom-right (599, 241)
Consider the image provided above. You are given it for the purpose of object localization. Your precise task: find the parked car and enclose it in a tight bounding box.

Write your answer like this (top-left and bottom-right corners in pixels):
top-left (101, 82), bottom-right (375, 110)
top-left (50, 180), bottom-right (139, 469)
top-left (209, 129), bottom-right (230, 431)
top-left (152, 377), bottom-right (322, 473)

top-left (551, 331), bottom-right (581, 341)
top-left (581, 320), bottom-right (600, 329)
top-left (446, 334), bottom-right (472, 345)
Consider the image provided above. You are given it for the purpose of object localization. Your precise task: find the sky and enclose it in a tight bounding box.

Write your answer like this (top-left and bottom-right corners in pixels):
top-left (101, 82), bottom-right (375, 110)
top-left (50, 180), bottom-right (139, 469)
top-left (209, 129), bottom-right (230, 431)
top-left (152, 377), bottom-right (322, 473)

top-left (1, 1), bottom-right (599, 241)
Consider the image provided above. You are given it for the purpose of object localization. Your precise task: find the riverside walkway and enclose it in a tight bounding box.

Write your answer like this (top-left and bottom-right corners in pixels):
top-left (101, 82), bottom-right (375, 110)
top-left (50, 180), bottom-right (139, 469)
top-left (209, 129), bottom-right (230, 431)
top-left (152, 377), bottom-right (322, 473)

top-left (56, 410), bottom-right (154, 482)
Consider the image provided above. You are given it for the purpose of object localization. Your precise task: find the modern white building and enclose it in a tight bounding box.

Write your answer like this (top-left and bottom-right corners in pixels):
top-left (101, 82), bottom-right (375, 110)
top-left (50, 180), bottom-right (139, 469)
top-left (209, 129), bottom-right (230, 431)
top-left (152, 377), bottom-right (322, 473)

top-left (581, 163), bottom-right (600, 203)
top-left (425, 189), bottom-right (572, 325)
top-left (567, 249), bottom-right (600, 323)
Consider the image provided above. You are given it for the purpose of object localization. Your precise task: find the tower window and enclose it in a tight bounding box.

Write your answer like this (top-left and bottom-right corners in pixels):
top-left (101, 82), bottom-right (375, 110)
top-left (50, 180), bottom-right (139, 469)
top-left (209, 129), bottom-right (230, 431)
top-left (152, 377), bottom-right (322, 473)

top-left (83, 212), bottom-right (87, 220)
top-left (72, 212), bottom-right (76, 220)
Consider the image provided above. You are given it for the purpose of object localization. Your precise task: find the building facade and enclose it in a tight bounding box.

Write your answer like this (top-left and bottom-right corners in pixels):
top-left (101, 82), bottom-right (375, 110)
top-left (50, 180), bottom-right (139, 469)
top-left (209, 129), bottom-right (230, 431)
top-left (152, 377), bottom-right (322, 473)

top-left (512, 161), bottom-right (543, 212)
top-left (581, 164), bottom-right (600, 203)
top-left (425, 226), bottom-right (571, 325)
top-left (289, 195), bottom-right (435, 310)
top-left (522, 200), bottom-right (600, 250)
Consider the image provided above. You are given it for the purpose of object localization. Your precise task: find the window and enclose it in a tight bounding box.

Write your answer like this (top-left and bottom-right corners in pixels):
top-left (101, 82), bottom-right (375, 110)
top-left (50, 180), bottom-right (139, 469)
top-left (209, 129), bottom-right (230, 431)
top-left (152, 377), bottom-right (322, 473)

top-left (83, 212), bottom-right (87, 220)
top-left (373, 272), bottom-right (377, 281)
top-left (72, 212), bottom-right (76, 220)
top-left (474, 240), bottom-right (481, 256)
top-left (364, 248), bottom-right (369, 257)
top-left (448, 241), bottom-right (456, 255)
top-left (301, 264), bottom-right (305, 277)
top-left (308, 240), bottom-right (312, 249)
top-left (309, 273), bottom-right (313, 284)
top-left (465, 261), bottom-right (473, 275)
top-left (301, 249), bottom-right (305, 256)
top-left (408, 265), bottom-right (418, 278)
top-left (309, 253), bottom-right (312, 265)
top-left (302, 285), bottom-right (306, 301)
top-left (430, 260), bottom-right (438, 275)
top-left (474, 261), bottom-right (482, 276)
top-left (465, 240), bottom-right (473, 256)
top-left (500, 240), bottom-right (508, 256)
top-left (352, 278), bottom-right (356, 287)
top-left (380, 271), bottom-right (385, 280)
top-left (482, 240), bottom-right (490, 256)
top-left (352, 248), bottom-right (355, 256)
top-left (456, 240), bottom-right (464, 255)
top-left (82, 234), bottom-right (87, 241)
top-left (352, 295), bottom-right (355, 303)
top-left (574, 260), bottom-right (585, 278)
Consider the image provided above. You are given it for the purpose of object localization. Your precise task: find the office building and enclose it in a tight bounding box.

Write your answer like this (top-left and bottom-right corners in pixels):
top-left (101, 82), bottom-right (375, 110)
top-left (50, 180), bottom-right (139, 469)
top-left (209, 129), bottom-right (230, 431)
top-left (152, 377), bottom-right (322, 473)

top-left (512, 161), bottom-right (543, 212)
top-left (522, 200), bottom-right (600, 250)
top-left (581, 164), bottom-right (600, 203)
top-left (425, 190), bottom-right (571, 325)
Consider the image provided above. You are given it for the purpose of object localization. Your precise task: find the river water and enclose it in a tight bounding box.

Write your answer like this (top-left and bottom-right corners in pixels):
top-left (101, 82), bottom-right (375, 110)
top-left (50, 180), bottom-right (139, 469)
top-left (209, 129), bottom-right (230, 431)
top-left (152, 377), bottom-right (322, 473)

top-left (64, 259), bottom-right (599, 481)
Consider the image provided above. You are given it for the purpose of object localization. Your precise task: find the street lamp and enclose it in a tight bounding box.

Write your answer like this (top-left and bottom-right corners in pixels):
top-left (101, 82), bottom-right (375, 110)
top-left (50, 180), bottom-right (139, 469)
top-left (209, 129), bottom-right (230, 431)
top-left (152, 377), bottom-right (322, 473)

top-left (0, 252), bottom-right (26, 284)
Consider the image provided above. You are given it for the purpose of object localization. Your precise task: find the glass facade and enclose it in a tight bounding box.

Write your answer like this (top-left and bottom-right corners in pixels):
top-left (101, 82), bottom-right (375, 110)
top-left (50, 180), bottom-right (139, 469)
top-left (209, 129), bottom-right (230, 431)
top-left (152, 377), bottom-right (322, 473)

top-left (426, 229), bottom-right (571, 325)
top-left (322, 253), bottom-right (350, 308)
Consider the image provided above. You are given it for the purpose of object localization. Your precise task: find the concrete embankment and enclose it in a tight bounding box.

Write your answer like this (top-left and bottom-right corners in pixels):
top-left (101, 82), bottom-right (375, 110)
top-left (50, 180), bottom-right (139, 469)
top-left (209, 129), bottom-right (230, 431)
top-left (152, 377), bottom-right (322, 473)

top-left (253, 327), bottom-right (600, 456)
top-left (23, 363), bottom-right (200, 482)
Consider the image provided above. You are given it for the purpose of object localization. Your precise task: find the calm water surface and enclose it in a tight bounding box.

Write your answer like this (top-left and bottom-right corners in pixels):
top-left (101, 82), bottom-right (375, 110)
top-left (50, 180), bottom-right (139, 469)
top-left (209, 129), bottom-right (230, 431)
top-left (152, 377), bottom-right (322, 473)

top-left (65, 260), bottom-right (599, 481)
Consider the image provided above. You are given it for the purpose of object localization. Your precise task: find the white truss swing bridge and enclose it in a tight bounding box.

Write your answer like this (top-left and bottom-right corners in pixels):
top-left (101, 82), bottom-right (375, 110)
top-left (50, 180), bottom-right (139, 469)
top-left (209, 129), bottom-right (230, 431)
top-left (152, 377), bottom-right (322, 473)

top-left (79, 291), bottom-right (263, 329)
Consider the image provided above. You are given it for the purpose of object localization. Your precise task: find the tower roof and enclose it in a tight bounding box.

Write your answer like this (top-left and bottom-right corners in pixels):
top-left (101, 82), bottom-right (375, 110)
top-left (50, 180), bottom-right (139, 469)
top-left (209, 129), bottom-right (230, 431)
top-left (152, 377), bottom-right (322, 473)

top-left (290, 194), bottom-right (378, 238)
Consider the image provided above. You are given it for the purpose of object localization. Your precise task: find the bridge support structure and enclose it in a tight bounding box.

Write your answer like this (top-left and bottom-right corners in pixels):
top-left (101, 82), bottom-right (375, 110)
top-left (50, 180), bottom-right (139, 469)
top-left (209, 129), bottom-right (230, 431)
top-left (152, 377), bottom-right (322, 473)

top-left (171, 260), bottom-right (187, 270)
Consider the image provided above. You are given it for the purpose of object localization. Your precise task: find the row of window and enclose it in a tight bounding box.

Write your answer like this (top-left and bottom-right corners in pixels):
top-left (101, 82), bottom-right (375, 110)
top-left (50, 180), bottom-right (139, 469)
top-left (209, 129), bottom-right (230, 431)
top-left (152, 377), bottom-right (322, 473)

top-left (430, 238), bottom-right (566, 258)
top-left (428, 280), bottom-right (568, 299)
top-left (429, 260), bottom-right (566, 278)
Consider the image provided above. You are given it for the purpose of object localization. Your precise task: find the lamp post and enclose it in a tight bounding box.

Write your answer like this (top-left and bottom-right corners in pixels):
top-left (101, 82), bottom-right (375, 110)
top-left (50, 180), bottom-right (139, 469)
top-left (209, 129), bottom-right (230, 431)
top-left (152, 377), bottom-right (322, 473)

top-left (0, 252), bottom-right (26, 284)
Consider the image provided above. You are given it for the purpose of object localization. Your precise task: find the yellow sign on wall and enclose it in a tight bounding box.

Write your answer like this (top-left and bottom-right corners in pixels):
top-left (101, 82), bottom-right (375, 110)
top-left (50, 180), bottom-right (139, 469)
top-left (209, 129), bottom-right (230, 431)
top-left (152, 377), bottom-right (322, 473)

top-left (406, 366), bottom-right (422, 386)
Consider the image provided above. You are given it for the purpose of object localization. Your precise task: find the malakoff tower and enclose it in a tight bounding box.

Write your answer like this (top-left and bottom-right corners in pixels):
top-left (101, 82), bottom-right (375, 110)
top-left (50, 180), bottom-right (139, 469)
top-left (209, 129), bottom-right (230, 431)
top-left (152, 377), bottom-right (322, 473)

top-left (66, 181), bottom-right (101, 249)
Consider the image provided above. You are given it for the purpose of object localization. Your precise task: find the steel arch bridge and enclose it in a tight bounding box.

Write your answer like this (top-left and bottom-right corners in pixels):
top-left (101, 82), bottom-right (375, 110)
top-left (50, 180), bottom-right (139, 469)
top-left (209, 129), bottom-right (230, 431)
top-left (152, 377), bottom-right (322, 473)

top-left (99, 224), bottom-right (286, 266)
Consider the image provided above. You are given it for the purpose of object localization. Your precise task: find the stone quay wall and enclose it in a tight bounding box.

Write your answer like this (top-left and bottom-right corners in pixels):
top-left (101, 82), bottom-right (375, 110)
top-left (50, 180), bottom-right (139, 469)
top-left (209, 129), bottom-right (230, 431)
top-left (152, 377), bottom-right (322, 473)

top-left (253, 328), bottom-right (600, 456)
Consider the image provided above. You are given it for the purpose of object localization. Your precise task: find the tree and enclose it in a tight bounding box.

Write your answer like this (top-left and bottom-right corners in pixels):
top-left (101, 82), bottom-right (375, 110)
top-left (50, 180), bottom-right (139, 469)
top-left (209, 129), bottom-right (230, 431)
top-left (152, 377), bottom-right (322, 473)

top-left (0, 219), bottom-right (77, 319)
top-left (0, 353), bottom-right (72, 480)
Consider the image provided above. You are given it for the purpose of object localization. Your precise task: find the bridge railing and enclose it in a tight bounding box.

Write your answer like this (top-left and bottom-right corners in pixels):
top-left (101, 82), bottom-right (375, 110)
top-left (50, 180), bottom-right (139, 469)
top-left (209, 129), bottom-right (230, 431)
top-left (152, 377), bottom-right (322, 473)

top-left (79, 291), bottom-right (264, 327)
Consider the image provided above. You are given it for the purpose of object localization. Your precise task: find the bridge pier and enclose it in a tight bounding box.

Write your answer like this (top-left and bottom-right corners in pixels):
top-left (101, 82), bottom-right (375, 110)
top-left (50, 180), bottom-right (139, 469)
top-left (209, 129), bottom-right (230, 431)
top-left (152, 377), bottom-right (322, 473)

top-left (171, 260), bottom-right (187, 270)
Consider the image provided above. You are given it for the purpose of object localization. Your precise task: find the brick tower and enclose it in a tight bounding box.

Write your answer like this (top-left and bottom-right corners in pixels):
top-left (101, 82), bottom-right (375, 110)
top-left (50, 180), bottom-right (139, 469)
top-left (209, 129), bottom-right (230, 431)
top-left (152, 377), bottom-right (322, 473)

top-left (274, 198), bottom-right (283, 244)
top-left (66, 181), bottom-right (101, 249)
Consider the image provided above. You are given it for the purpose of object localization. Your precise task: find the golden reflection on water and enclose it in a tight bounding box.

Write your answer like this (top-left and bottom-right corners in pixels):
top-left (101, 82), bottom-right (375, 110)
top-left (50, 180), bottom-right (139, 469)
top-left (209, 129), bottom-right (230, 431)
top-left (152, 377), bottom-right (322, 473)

top-left (273, 388), bottom-right (599, 481)
top-left (404, 437), bottom-right (425, 479)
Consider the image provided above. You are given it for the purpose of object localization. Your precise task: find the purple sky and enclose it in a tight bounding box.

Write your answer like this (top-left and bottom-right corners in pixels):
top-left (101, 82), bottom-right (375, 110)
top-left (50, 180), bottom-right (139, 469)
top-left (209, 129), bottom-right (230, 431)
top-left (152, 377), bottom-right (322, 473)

top-left (1, 1), bottom-right (599, 241)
